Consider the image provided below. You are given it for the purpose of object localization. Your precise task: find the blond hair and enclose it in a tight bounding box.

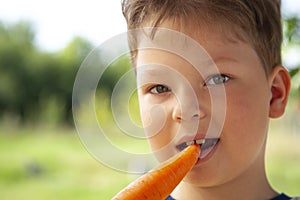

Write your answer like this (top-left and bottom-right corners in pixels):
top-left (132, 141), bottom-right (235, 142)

top-left (122, 0), bottom-right (282, 74)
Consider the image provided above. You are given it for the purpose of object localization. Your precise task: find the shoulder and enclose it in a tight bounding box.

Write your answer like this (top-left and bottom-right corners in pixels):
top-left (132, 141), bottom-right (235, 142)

top-left (166, 196), bottom-right (175, 200)
top-left (275, 193), bottom-right (300, 200)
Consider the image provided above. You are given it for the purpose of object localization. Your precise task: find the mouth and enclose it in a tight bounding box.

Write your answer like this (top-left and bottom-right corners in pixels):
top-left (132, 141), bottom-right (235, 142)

top-left (176, 138), bottom-right (220, 158)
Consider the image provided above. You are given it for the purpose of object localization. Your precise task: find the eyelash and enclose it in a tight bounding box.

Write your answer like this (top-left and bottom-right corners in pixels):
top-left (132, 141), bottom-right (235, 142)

top-left (204, 74), bottom-right (231, 86)
top-left (146, 74), bottom-right (230, 94)
top-left (149, 84), bottom-right (171, 94)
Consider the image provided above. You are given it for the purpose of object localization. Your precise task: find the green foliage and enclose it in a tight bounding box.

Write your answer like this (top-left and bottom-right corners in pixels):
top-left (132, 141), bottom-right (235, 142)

top-left (283, 15), bottom-right (300, 44)
top-left (98, 54), bottom-right (132, 95)
top-left (289, 67), bottom-right (300, 77)
top-left (282, 14), bottom-right (300, 97)
top-left (0, 20), bottom-right (137, 126)
top-left (284, 15), bottom-right (300, 97)
top-left (0, 21), bottom-right (95, 125)
top-left (288, 66), bottom-right (300, 98)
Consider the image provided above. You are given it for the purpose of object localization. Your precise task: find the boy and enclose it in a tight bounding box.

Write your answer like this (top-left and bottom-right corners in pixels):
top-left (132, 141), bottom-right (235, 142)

top-left (121, 0), bottom-right (299, 199)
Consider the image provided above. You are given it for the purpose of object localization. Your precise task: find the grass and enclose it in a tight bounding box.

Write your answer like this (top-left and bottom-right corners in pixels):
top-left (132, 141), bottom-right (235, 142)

top-left (0, 122), bottom-right (299, 199)
top-left (266, 122), bottom-right (300, 196)
top-left (0, 127), bottom-right (138, 200)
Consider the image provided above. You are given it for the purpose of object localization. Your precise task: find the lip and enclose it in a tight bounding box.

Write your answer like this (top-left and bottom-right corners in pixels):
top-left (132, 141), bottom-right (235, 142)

top-left (196, 139), bottom-right (220, 164)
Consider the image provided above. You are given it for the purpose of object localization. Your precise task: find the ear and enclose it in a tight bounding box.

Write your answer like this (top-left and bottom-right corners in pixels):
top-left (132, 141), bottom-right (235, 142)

top-left (269, 65), bottom-right (291, 118)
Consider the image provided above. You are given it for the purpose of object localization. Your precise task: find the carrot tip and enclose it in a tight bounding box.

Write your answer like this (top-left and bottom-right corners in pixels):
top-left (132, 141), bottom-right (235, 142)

top-left (112, 144), bottom-right (200, 200)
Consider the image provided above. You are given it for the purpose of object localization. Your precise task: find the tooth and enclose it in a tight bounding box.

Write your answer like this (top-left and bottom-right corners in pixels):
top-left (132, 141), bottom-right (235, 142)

top-left (195, 139), bottom-right (205, 144)
top-left (185, 141), bottom-right (194, 146)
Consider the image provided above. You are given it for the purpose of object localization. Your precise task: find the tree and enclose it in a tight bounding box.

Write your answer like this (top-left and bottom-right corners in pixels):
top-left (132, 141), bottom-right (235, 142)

top-left (0, 21), bottom-right (94, 125)
top-left (283, 14), bottom-right (300, 97)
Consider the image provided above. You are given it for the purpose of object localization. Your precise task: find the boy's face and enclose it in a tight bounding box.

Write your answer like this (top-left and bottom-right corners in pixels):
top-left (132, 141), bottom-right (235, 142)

top-left (135, 22), bottom-right (273, 186)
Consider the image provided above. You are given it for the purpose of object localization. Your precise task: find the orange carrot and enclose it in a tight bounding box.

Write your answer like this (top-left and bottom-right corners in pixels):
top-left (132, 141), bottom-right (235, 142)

top-left (112, 144), bottom-right (200, 200)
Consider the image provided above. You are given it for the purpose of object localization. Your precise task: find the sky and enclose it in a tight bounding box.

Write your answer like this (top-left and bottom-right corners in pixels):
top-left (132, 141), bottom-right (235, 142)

top-left (0, 0), bottom-right (127, 51)
top-left (0, 0), bottom-right (299, 59)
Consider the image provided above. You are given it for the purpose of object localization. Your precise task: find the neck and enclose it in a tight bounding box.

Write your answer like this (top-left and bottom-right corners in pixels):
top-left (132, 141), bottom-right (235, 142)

top-left (172, 146), bottom-right (277, 200)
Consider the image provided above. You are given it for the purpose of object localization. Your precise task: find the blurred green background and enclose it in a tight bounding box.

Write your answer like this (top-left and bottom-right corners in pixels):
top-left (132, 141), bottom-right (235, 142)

top-left (1, 2), bottom-right (300, 200)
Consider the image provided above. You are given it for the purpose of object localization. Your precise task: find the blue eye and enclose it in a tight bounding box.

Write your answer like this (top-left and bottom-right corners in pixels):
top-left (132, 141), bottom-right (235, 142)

top-left (205, 74), bottom-right (230, 86)
top-left (149, 85), bottom-right (170, 94)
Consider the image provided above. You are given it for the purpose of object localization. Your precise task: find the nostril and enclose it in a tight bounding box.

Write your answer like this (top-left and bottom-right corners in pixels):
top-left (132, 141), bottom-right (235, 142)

top-left (194, 109), bottom-right (206, 119)
top-left (174, 116), bottom-right (182, 122)
top-left (172, 104), bottom-right (182, 122)
top-left (192, 113), bottom-right (200, 118)
top-left (172, 103), bottom-right (205, 122)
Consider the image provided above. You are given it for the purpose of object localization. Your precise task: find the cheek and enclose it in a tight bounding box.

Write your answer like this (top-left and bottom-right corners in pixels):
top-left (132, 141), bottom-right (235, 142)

top-left (223, 87), bottom-right (270, 156)
top-left (140, 103), bottom-right (163, 137)
top-left (228, 86), bottom-right (269, 131)
top-left (139, 101), bottom-right (172, 148)
top-left (139, 101), bottom-right (179, 162)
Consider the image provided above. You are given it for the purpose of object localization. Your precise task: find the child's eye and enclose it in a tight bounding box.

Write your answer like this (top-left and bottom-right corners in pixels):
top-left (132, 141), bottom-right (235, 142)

top-left (204, 74), bottom-right (230, 86)
top-left (149, 85), bottom-right (170, 94)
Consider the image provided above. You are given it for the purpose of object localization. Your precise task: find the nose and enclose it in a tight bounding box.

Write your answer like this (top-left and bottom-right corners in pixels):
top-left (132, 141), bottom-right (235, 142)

top-left (171, 96), bottom-right (205, 123)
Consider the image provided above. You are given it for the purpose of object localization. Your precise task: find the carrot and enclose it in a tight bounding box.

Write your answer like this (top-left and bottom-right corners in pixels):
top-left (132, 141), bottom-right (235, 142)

top-left (112, 144), bottom-right (200, 200)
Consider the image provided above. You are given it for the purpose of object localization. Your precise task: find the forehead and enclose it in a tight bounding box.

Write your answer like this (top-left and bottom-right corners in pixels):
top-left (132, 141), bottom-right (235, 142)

top-left (136, 49), bottom-right (202, 79)
top-left (141, 16), bottom-right (246, 46)
top-left (135, 21), bottom-right (260, 72)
